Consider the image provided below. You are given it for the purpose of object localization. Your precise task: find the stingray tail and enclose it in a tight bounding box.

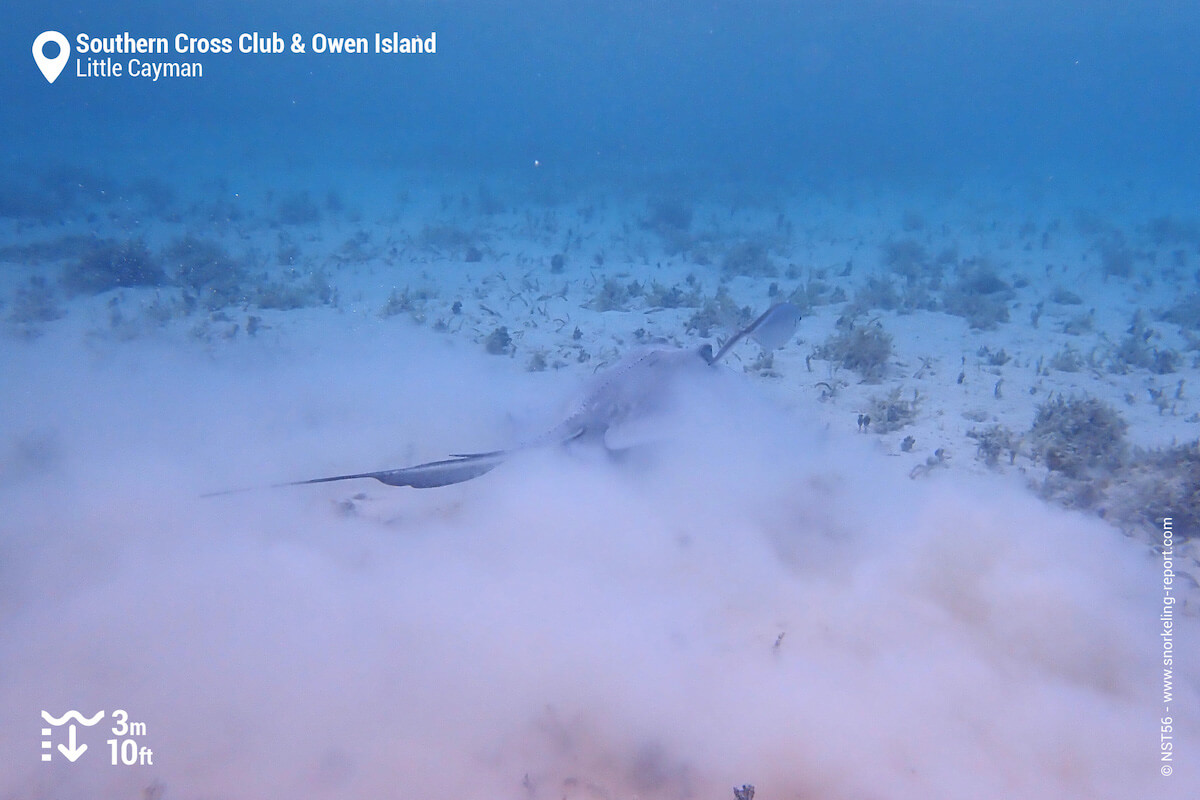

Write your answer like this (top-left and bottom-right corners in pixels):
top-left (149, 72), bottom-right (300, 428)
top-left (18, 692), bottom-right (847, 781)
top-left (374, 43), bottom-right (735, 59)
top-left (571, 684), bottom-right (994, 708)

top-left (201, 450), bottom-right (508, 497)
top-left (288, 451), bottom-right (508, 489)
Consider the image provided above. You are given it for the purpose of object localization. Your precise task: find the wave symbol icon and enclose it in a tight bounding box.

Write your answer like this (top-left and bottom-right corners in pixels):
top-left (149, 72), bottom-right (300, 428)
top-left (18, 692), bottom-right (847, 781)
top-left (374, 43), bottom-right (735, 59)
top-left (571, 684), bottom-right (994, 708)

top-left (41, 710), bottom-right (105, 726)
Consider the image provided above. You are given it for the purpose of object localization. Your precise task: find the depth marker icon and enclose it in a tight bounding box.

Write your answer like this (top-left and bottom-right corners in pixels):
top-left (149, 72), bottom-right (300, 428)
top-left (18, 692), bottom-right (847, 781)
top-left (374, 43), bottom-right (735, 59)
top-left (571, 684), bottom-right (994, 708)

top-left (40, 710), bottom-right (105, 763)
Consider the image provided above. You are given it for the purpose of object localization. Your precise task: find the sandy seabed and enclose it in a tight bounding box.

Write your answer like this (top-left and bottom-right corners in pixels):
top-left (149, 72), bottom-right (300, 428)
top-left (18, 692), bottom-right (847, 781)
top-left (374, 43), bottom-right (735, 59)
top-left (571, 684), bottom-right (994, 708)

top-left (1, 169), bottom-right (1197, 798)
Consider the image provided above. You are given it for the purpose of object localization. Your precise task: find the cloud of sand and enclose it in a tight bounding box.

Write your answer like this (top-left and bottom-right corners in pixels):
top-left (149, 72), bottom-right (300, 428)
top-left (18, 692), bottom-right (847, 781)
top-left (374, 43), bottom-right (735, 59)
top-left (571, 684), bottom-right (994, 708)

top-left (0, 319), bottom-right (1195, 799)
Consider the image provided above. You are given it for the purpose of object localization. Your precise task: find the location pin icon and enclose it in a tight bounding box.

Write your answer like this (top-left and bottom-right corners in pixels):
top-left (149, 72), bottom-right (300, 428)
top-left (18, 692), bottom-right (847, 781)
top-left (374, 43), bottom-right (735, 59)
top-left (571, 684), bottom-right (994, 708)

top-left (33, 31), bottom-right (70, 83)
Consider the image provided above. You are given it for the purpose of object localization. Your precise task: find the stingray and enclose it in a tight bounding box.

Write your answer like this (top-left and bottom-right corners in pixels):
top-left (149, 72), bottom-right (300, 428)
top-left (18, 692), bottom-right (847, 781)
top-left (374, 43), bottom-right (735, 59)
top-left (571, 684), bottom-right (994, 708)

top-left (204, 303), bottom-right (800, 496)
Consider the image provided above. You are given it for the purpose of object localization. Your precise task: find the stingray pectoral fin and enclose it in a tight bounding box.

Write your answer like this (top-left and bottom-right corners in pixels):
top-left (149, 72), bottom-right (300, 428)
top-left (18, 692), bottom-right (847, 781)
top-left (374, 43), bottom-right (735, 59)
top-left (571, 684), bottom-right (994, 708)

top-left (709, 302), bottom-right (802, 365)
top-left (289, 451), bottom-right (508, 490)
top-left (748, 302), bottom-right (801, 350)
top-left (447, 448), bottom-right (508, 459)
top-left (367, 453), bottom-right (506, 488)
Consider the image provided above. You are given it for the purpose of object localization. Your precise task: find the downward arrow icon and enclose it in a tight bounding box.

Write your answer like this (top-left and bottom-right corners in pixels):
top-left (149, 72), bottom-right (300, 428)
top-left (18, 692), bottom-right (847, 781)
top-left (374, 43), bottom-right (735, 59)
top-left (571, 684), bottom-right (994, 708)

top-left (57, 724), bottom-right (86, 762)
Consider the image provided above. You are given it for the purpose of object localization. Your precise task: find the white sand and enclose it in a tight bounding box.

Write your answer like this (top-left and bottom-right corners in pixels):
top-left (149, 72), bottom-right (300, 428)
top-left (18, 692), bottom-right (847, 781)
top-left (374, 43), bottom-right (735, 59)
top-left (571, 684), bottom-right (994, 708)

top-left (1, 170), bottom-right (1197, 798)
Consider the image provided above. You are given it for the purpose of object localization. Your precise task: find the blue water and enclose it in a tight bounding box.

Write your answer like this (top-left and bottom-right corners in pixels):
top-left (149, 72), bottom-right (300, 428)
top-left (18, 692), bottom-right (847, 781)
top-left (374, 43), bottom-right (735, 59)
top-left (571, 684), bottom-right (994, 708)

top-left (4, 0), bottom-right (1198, 189)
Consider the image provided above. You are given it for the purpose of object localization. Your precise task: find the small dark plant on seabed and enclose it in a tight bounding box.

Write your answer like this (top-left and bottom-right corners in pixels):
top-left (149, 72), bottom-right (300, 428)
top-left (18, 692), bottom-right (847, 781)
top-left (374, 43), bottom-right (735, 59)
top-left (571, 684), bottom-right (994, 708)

top-left (1029, 394), bottom-right (1127, 479)
top-left (63, 238), bottom-right (167, 294)
top-left (815, 319), bottom-right (893, 382)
